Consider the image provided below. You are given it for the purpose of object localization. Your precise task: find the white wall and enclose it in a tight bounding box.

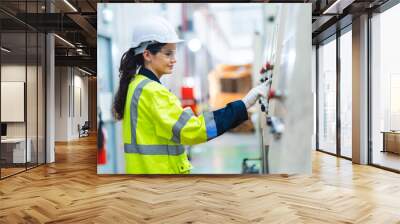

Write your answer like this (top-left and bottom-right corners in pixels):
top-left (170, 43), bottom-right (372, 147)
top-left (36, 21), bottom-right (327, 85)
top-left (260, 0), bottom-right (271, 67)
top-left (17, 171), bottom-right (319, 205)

top-left (72, 73), bottom-right (89, 138)
top-left (55, 66), bottom-right (68, 141)
top-left (54, 67), bottom-right (89, 141)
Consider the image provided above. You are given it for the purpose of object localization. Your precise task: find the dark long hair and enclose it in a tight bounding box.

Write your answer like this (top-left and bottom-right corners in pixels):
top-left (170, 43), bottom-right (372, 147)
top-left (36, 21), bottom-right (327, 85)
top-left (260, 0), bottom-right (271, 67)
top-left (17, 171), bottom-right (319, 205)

top-left (113, 43), bottom-right (166, 120)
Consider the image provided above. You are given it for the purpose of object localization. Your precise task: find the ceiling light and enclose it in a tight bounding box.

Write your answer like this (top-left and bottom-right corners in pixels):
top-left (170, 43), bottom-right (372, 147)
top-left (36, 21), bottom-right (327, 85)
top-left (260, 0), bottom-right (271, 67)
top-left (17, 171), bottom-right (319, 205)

top-left (63, 0), bottom-right (78, 12)
top-left (54, 34), bottom-right (75, 48)
top-left (323, 0), bottom-right (341, 14)
top-left (102, 8), bottom-right (113, 23)
top-left (1, 47), bottom-right (11, 53)
top-left (76, 48), bottom-right (85, 55)
top-left (322, 0), bottom-right (354, 15)
top-left (188, 38), bottom-right (202, 52)
top-left (78, 67), bottom-right (92, 76)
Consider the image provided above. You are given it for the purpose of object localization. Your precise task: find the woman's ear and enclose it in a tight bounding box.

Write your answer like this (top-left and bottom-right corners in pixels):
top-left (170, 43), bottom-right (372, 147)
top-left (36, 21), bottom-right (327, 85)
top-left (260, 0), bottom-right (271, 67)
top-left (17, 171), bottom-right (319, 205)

top-left (142, 50), bottom-right (152, 63)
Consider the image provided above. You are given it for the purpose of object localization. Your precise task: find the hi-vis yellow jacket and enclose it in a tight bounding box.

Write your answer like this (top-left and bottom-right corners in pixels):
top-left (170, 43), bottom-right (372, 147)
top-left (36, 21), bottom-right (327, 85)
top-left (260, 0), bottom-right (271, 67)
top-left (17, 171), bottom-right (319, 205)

top-left (123, 68), bottom-right (248, 174)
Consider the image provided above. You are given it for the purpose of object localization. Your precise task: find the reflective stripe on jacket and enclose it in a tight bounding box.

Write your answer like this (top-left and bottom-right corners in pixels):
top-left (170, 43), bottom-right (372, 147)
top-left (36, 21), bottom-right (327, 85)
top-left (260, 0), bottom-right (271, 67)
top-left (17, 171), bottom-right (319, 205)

top-left (123, 70), bottom-right (248, 174)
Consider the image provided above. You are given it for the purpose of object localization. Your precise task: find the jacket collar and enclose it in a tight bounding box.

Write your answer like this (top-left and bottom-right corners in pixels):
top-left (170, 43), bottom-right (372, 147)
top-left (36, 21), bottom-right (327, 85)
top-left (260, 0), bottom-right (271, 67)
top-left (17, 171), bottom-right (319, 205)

top-left (138, 67), bottom-right (161, 84)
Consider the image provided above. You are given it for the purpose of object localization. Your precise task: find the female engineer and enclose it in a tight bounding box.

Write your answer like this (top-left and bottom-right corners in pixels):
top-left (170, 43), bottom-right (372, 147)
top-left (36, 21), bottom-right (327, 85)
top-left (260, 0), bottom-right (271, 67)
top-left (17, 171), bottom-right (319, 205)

top-left (113, 16), bottom-right (268, 174)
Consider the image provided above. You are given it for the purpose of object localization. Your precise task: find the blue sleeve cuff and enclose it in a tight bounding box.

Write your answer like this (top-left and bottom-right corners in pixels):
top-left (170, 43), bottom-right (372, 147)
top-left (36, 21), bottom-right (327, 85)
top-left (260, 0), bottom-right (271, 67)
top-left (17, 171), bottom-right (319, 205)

top-left (204, 111), bottom-right (218, 140)
top-left (212, 100), bottom-right (249, 136)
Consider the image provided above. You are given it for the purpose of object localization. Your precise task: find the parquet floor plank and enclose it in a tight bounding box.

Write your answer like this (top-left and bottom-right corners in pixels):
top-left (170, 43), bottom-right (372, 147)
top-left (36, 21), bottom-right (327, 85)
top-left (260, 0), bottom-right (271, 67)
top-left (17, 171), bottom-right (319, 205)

top-left (0, 135), bottom-right (399, 223)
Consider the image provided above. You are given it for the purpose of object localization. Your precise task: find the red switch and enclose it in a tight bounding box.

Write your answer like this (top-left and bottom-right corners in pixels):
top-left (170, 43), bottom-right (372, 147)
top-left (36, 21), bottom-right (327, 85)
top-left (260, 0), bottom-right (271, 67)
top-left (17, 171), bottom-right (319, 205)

top-left (259, 67), bottom-right (266, 74)
top-left (268, 89), bottom-right (275, 99)
top-left (268, 88), bottom-right (284, 100)
top-left (260, 62), bottom-right (274, 74)
top-left (265, 63), bottom-right (274, 71)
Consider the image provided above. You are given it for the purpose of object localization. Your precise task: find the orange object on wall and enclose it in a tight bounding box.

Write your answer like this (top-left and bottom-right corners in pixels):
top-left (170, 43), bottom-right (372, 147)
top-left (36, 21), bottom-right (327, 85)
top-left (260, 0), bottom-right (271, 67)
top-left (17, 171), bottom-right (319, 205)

top-left (208, 63), bottom-right (252, 109)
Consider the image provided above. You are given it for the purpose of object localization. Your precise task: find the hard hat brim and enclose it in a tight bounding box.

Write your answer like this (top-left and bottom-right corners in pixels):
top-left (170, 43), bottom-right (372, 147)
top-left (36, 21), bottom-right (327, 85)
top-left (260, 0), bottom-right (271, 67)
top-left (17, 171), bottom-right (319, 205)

top-left (134, 39), bottom-right (185, 55)
top-left (171, 39), bottom-right (184, 44)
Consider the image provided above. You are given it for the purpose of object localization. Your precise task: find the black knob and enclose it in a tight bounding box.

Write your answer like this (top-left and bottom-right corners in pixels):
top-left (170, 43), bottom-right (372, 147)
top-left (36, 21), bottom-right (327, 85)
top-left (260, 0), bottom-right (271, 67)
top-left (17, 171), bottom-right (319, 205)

top-left (266, 117), bottom-right (272, 126)
top-left (261, 104), bottom-right (266, 112)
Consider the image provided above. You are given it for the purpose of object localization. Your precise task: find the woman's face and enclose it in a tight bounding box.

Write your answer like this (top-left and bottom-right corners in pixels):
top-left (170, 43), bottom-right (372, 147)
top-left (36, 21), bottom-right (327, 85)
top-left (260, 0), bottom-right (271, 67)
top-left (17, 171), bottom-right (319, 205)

top-left (144, 43), bottom-right (177, 77)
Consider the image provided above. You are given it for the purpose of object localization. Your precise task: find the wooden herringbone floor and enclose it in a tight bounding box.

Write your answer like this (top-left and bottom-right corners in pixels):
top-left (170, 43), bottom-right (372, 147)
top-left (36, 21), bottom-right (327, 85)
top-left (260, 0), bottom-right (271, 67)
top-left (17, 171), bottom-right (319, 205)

top-left (1, 135), bottom-right (400, 223)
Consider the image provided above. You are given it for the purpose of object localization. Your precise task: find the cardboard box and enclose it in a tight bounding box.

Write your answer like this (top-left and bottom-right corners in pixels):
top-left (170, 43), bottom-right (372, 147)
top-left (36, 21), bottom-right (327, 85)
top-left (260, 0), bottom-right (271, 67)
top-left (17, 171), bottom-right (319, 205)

top-left (207, 64), bottom-right (254, 133)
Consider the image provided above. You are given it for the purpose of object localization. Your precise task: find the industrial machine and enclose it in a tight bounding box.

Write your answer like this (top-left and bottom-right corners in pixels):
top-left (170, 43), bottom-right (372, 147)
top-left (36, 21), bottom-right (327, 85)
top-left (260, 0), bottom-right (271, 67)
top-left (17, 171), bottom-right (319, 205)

top-left (243, 4), bottom-right (313, 174)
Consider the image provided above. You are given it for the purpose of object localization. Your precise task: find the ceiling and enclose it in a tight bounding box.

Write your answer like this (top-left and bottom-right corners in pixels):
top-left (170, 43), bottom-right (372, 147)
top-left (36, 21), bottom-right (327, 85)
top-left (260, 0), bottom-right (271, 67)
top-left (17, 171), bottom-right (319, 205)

top-left (0, 0), bottom-right (396, 74)
top-left (310, 0), bottom-right (390, 44)
top-left (0, 0), bottom-right (98, 74)
top-left (208, 4), bottom-right (265, 49)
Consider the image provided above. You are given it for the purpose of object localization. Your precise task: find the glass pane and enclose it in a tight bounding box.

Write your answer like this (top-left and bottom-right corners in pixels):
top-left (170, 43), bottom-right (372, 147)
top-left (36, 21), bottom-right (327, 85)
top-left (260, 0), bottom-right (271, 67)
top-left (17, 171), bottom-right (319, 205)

top-left (318, 38), bottom-right (337, 154)
top-left (27, 31), bottom-right (38, 169)
top-left (38, 32), bottom-right (45, 165)
top-left (0, 1), bottom-right (46, 178)
top-left (340, 30), bottom-right (352, 158)
top-left (312, 46), bottom-right (317, 150)
top-left (1, 30), bottom-right (27, 177)
top-left (371, 3), bottom-right (400, 171)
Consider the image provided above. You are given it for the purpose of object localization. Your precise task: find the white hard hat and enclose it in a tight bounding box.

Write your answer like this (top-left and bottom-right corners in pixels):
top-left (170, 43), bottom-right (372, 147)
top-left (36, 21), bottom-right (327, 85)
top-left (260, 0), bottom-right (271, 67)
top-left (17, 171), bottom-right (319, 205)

top-left (131, 16), bottom-right (184, 55)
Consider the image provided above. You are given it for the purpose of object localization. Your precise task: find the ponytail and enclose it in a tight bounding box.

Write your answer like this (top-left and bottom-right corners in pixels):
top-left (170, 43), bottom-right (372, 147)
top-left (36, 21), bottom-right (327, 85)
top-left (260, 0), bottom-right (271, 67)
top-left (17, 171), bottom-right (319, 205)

top-left (113, 48), bottom-right (143, 120)
top-left (113, 43), bottom-right (167, 120)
